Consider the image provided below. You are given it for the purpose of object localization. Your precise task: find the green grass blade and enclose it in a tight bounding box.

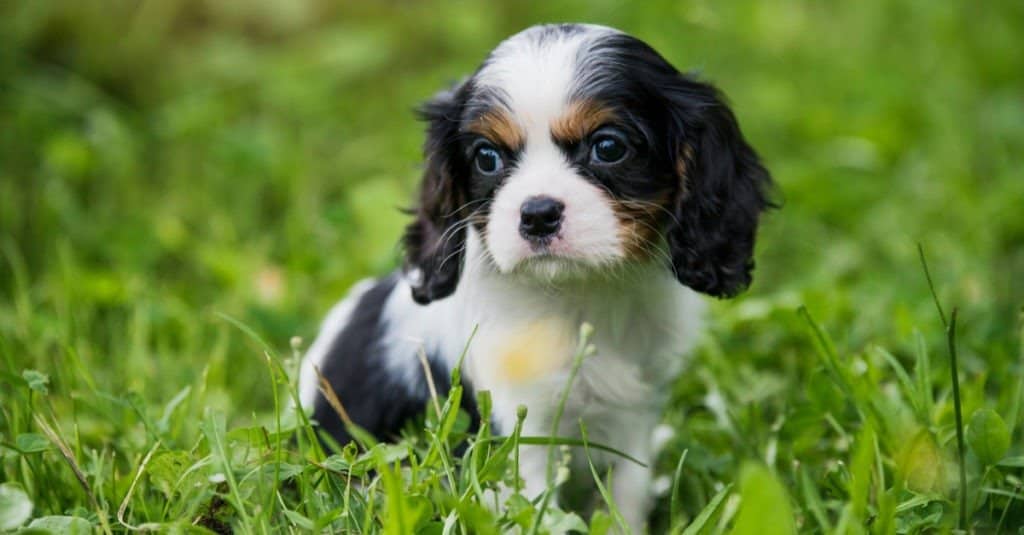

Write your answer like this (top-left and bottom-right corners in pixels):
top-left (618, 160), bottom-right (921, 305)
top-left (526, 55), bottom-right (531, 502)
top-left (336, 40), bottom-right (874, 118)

top-left (913, 330), bottom-right (934, 425)
top-left (200, 411), bottom-right (254, 534)
top-left (528, 322), bottom-right (595, 535)
top-left (669, 449), bottom-right (689, 530)
top-left (579, 420), bottom-right (630, 534)
top-left (799, 466), bottom-right (832, 533)
top-left (729, 462), bottom-right (796, 535)
top-left (679, 483), bottom-right (732, 535)
top-left (948, 309), bottom-right (968, 530)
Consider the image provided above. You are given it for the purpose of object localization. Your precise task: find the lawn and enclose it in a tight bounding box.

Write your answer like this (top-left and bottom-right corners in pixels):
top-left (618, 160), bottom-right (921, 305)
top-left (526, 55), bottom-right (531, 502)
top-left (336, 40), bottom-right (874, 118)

top-left (2, 1), bottom-right (1023, 533)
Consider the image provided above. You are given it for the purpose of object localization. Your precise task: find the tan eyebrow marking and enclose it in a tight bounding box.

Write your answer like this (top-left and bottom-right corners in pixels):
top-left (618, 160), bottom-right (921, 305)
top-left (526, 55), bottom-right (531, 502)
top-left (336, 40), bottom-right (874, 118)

top-left (551, 99), bottom-right (618, 143)
top-left (465, 109), bottom-right (525, 151)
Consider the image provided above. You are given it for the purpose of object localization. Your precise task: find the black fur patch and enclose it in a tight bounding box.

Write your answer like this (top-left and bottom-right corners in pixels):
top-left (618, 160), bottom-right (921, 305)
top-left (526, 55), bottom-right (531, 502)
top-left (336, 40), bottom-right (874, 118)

top-left (575, 31), bottom-right (776, 297)
top-left (311, 274), bottom-right (480, 447)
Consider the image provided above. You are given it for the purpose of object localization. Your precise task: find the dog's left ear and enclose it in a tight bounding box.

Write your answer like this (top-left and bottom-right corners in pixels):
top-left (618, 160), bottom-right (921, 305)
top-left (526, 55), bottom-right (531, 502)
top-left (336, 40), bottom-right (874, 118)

top-left (402, 82), bottom-right (470, 305)
top-left (663, 77), bottom-right (774, 298)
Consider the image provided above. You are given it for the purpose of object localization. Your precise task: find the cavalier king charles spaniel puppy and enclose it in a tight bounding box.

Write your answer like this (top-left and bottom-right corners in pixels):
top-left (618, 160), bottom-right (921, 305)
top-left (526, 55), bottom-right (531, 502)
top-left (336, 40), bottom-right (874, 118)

top-left (299, 23), bottom-right (772, 529)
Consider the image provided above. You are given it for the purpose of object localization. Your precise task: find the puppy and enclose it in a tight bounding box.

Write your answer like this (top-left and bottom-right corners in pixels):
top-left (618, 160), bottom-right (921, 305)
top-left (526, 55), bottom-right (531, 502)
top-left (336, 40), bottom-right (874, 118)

top-left (299, 23), bottom-right (772, 530)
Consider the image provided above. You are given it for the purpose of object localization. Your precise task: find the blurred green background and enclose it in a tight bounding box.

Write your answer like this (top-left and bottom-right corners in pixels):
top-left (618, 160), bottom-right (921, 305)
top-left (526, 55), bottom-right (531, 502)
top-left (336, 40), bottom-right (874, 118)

top-left (1, 0), bottom-right (1023, 529)
top-left (5, 0), bottom-right (1022, 405)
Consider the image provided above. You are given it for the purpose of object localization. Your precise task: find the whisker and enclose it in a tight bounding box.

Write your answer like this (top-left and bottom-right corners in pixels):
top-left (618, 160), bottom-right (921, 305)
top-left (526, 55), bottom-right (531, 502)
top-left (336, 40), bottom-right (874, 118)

top-left (623, 216), bottom-right (675, 269)
top-left (435, 208), bottom-right (488, 273)
top-left (433, 209), bottom-right (484, 256)
top-left (437, 243), bottom-right (467, 273)
top-left (617, 197), bottom-right (683, 230)
top-left (440, 198), bottom-right (489, 219)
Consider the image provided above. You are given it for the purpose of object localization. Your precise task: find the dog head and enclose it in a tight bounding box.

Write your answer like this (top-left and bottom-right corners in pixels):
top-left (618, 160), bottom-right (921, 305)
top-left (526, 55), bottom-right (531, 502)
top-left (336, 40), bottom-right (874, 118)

top-left (403, 24), bottom-right (773, 304)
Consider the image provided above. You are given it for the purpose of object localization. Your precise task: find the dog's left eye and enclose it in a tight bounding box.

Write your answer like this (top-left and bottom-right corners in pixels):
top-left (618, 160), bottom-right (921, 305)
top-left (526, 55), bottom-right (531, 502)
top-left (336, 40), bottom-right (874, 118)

top-left (590, 131), bottom-right (630, 164)
top-left (474, 145), bottom-right (504, 175)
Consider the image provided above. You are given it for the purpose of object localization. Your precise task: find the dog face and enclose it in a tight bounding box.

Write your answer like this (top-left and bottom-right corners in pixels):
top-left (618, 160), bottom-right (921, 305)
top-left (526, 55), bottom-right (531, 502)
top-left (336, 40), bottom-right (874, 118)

top-left (403, 24), bottom-right (772, 304)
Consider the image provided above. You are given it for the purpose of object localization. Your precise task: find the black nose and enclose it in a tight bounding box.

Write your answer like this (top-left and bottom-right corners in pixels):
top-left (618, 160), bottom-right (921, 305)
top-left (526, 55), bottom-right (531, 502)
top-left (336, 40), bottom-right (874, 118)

top-left (519, 196), bottom-right (564, 240)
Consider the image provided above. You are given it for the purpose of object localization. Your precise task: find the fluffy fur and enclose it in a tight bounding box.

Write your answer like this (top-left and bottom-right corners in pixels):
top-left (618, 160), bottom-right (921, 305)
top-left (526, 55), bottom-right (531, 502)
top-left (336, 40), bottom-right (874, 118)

top-left (298, 23), bottom-right (772, 531)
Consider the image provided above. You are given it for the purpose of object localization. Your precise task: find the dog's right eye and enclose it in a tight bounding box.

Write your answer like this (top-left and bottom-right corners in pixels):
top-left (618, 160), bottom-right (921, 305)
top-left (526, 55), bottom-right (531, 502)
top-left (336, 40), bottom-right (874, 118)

top-left (474, 145), bottom-right (504, 175)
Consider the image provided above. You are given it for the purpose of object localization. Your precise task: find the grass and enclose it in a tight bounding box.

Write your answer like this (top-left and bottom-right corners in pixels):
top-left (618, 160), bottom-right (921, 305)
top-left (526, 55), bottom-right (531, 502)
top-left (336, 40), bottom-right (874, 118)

top-left (2, 0), bottom-right (1023, 532)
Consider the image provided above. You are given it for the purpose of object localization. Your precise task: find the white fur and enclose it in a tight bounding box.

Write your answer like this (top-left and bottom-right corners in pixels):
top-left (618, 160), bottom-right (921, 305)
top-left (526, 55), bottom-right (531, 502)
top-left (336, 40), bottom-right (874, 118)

top-left (476, 26), bottom-right (606, 133)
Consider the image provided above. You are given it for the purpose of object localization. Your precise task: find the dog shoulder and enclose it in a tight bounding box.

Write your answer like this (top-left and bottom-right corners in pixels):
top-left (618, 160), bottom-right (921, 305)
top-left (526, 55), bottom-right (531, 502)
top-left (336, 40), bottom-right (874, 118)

top-left (299, 272), bottom-right (478, 446)
top-left (297, 276), bottom-right (378, 409)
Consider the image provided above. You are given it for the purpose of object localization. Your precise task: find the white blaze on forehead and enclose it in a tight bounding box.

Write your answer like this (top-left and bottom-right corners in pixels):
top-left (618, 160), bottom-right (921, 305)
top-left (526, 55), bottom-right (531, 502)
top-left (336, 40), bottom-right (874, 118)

top-left (476, 25), bottom-right (617, 137)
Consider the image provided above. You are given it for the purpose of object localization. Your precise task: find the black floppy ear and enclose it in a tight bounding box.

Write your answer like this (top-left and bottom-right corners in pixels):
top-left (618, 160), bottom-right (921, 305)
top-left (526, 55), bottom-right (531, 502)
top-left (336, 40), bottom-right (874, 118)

top-left (402, 82), bottom-right (470, 305)
top-left (664, 78), bottom-right (774, 297)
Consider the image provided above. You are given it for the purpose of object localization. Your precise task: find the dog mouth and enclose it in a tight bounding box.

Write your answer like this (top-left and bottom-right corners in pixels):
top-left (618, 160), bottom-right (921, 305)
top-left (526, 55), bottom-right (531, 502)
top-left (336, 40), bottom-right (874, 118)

top-left (485, 224), bottom-right (626, 279)
top-left (524, 235), bottom-right (557, 253)
top-left (508, 250), bottom-right (604, 280)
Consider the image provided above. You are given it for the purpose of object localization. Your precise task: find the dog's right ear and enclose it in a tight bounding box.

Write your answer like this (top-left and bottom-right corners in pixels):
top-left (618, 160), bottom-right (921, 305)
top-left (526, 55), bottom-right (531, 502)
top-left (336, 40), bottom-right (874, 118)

top-left (402, 82), bottom-right (470, 305)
